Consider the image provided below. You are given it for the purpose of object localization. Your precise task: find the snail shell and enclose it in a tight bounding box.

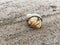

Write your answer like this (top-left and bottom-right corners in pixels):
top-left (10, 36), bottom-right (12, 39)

top-left (27, 13), bottom-right (42, 29)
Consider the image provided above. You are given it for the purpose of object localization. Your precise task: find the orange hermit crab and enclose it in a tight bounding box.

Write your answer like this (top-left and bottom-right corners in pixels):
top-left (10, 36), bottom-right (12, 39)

top-left (27, 13), bottom-right (42, 29)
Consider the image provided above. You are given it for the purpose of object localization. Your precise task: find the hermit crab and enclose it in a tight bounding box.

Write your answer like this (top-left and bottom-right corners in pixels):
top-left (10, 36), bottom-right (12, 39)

top-left (27, 13), bottom-right (42, 29)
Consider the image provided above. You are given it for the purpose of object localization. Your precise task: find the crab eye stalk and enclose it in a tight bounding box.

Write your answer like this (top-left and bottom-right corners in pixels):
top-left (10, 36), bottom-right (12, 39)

top-left (27, 13), bottom-right (42, 29)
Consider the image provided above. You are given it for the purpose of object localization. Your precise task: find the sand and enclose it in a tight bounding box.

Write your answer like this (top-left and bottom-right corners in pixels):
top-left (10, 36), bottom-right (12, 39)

top-left (0, 0), bottom-right (60, 45)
